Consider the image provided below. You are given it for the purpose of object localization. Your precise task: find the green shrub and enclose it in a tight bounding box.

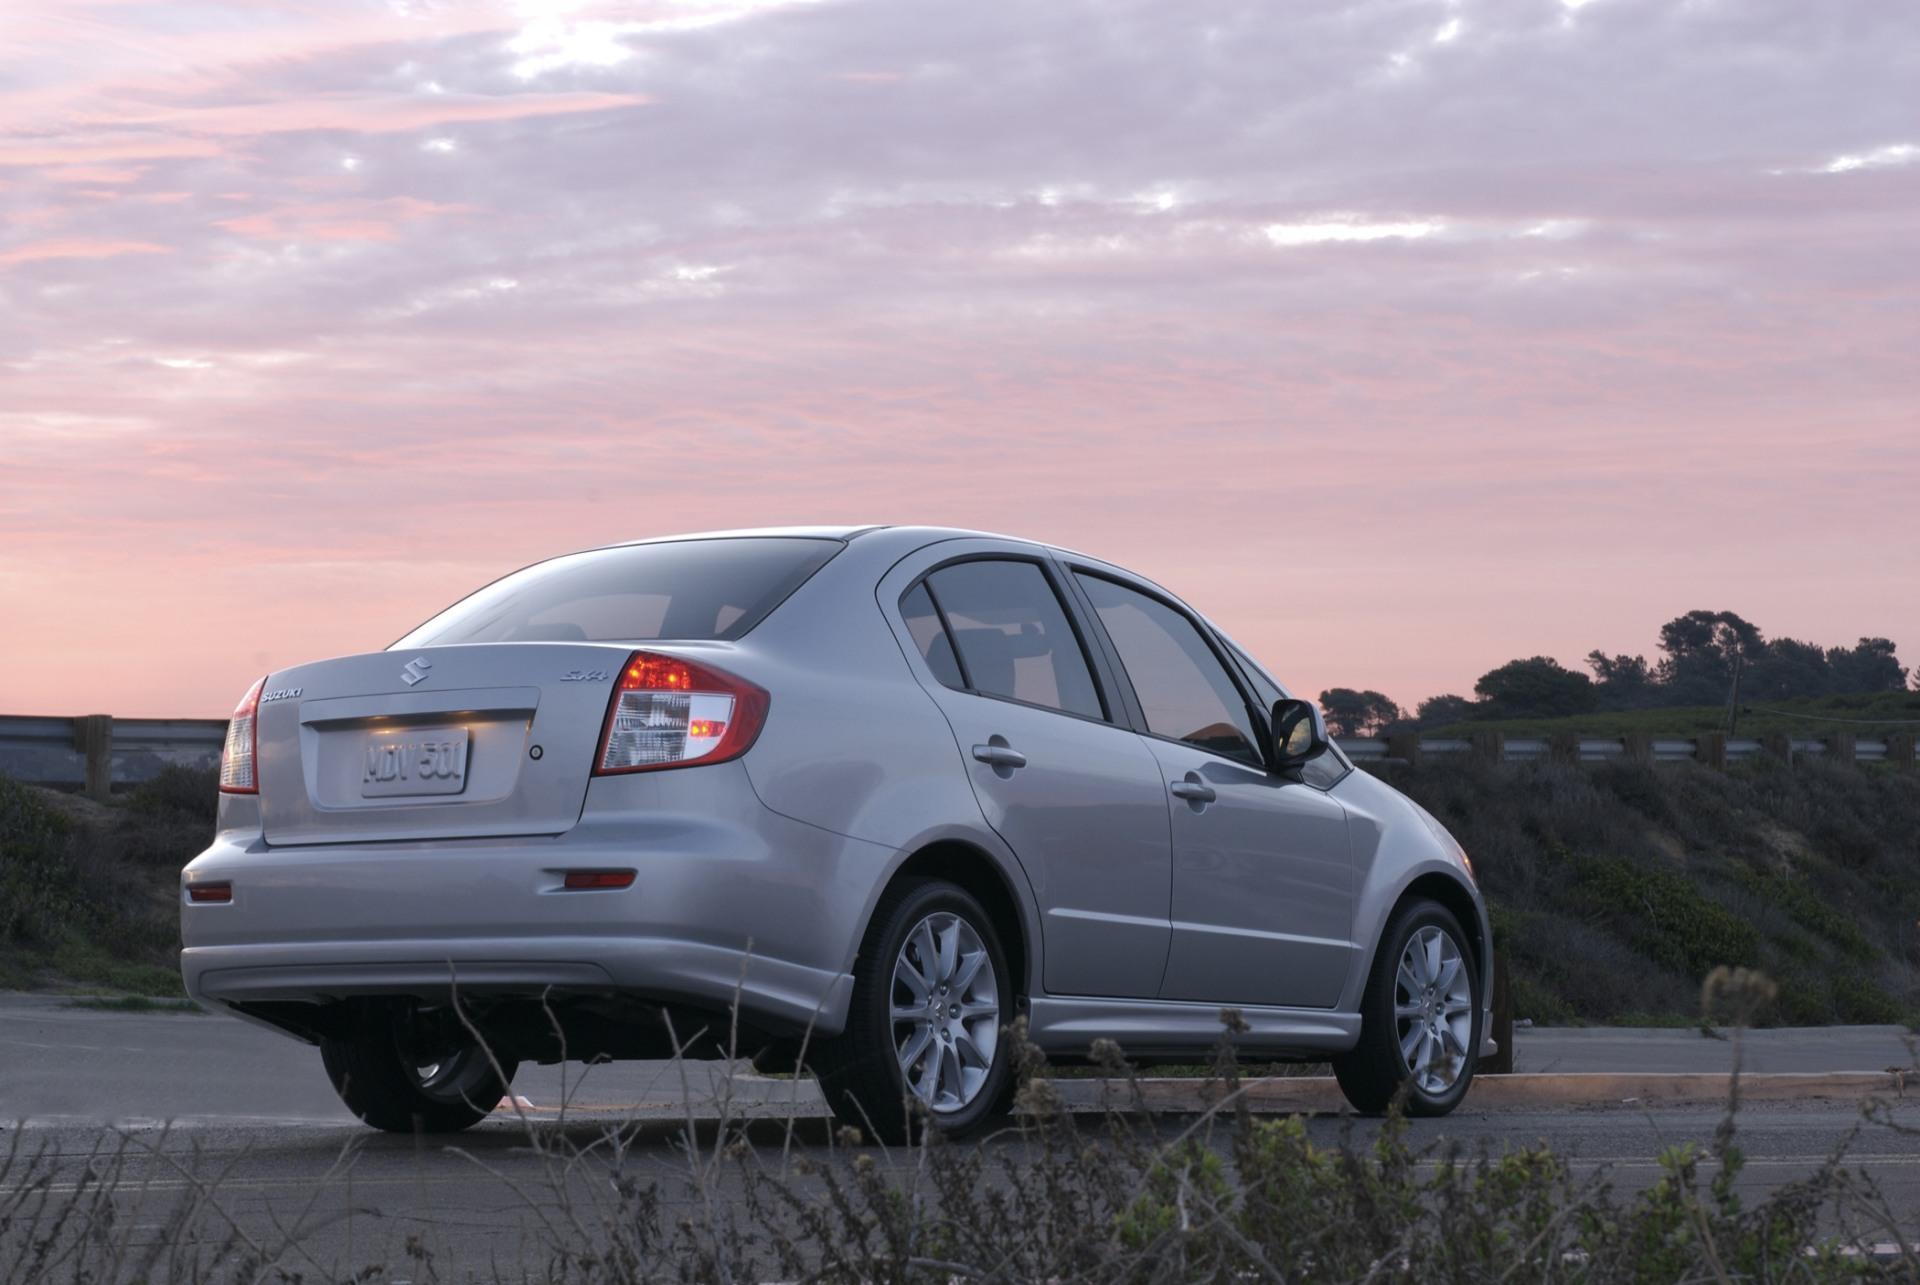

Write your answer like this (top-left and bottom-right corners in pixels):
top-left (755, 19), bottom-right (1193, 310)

top-left (1829, 972), bottom-right (1906, 1024)
top-left (126, 764), bottom-right (219, 825)
top-left (1570, 853), bottom-right (1760, 979)
top-left (0, 775), bottom-right (87, 947)
top-left (0, 772), bottom-right (195, 994)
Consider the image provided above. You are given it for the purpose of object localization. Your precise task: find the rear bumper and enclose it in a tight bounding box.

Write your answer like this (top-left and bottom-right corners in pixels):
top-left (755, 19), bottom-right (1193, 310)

top-left (181, 763), bottom-right (890, 1039)
top-left (182, 935), bottom-right (854, 1035)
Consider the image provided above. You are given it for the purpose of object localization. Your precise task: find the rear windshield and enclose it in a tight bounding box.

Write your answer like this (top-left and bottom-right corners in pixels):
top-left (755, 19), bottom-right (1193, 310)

top-left (392, 537), bottom-right (842, 648)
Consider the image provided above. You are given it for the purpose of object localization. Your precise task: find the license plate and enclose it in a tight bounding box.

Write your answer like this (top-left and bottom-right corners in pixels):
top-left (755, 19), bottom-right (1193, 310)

top-left (361, 727), bottom-right (470, 797)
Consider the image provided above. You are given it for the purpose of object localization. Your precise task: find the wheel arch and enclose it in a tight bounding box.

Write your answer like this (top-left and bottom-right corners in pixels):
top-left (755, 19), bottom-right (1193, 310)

top-left (866, 838), bottom-right (1035, 1008)
top-left (1391, 871), bottom-right (1489, 992)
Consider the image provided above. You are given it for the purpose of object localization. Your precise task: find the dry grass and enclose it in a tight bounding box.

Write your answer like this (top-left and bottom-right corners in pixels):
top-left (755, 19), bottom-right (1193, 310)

top-left (5, 989), bottom-right (1920, 1283)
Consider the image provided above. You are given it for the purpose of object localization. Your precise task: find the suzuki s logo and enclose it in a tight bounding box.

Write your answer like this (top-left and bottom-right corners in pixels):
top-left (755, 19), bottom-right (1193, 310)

top-left (400, 657), bottom-right (433, 687)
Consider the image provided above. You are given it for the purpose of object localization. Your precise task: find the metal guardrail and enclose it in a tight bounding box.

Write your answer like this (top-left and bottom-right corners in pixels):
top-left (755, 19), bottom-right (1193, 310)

top-left (1337, 730), bottom-right (1915, 769)
top-left (2, 716), bottom-right (1914, 799)
top-left (0, 714), bottom-right (226, 797)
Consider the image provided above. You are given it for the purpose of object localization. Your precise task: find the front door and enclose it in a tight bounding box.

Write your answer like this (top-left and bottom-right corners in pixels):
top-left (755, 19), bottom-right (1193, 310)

top-left (889, 552), bottom-right (1173, 999)
top-left (1072, 571), bottom-right (1356, 1009)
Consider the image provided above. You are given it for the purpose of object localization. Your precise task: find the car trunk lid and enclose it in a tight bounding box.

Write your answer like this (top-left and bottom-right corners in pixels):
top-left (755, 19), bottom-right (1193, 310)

top-left (257, 643), bottom-right (631, 846)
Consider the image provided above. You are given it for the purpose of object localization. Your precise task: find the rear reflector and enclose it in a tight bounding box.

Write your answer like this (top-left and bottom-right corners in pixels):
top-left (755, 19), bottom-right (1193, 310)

top-left (219, 676), bottom-right (266, 794)
top-left (594, 651), bottom-right (769, 775)
top-left (563, 870), bottom-right (636, 890)
top-left (188, 882), bottom-right (232, 903)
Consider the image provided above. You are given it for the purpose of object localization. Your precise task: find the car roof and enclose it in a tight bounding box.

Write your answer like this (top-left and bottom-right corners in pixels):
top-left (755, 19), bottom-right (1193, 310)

top-left (598, 524), bottom-right (1103, 551)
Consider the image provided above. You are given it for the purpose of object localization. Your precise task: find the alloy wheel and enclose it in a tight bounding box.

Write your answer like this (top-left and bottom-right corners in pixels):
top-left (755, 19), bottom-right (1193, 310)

top-left (890, 911), bottom-right (1000, 1112)
top-left (1394, 924), bottom-right (1473, 1094)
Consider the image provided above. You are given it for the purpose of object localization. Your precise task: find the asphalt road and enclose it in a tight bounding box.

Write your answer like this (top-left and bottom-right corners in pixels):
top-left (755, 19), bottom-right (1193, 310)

top-left (5, 996), bottom-right (1913, 1125)
top-left (6, 998), bottom-right (1919, 1273)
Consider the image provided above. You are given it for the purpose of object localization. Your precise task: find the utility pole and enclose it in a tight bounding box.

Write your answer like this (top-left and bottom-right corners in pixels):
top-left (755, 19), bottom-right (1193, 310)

top-left (1723, 654), bottom-right (1745, 736)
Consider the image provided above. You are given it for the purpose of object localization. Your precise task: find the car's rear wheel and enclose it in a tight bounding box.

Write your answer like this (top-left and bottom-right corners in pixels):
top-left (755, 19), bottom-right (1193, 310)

top-left (320, 1002), bottom-right (517, 1133)
top-left (1333, 898), bottom-right (1480, 1117)
top-left (819, 879), bottom-right (1014, 1144)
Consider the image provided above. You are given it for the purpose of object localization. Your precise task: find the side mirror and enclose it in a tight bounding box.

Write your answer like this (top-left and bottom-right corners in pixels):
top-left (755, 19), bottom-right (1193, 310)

top-left (1269, 698), bottom-right (1329, 771)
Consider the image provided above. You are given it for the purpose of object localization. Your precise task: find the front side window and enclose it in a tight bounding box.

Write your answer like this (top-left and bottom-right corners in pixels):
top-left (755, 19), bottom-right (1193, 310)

top-left (1076, 574), bottom-right (1262, 765)
top-left (394, 537), bottom-right (840, 647)
top-left (923, 560), bottom-right (1104, 719)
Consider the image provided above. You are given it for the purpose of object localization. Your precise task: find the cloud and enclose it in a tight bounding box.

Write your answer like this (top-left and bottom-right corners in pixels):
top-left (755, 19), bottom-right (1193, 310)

top-left (0, 237), bottom-right (170, 266)
top-left (1819, 143), bottom-right (1919, 174)
top-left (212, 196), bottom-right (469, 243)
top-left (1, 0), bottom-right (1916, 717)
top-left (1263, 218), bottom-right (1444, 247)
top-left (92, 90), bottom-right (649, 139)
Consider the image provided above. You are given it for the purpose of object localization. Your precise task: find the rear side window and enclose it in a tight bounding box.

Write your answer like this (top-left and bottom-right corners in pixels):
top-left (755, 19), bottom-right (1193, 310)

top-left (899, 583), bottom-right (965, 689)
top-left (922, 561), bottom-right (1104, 719)
top-left (394, 538), bottom-right (841, 647)
top-left (1076, 574), bottom-right (1262, 765)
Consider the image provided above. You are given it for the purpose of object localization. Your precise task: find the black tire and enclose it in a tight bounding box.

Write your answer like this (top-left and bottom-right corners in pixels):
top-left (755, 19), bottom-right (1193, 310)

top-left (818, 879), bottom-right (1016, 1145)
top-left (320, 1004), bottom-right (517, 1134)
top-left (1333, 898), bottom-right (1480, 1117)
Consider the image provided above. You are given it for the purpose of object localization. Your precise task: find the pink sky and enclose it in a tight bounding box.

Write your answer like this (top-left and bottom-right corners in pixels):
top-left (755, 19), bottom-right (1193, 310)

top-left (2, 0), bottom-right (1916, 719)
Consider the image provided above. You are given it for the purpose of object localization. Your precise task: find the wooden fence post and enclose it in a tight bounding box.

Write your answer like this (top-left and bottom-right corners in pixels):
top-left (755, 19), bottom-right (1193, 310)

top-left (1470, 730), bottom-right (1505, 767)
top-left (1827, 732), bottom-right (1856, 766)
top-left (1889, 733), bottom-right (1917, 771)
top-left (1761, 732), bottom-right (1794, 765)
top-left (1623, 732), bottom-right (1654, 765)
top-left (1549, 732), bottom-right (1581, 765)
top-left (1696, 731), bottom-right (1727, 770)
top-left (1385, 731), bottom-right (1422, 769)
top-left (73, 714), bottom-right (113, 801)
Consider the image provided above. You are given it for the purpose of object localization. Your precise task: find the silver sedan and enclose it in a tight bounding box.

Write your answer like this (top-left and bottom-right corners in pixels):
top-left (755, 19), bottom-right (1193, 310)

top-left (183, 526), bottom-right (1490, 1141)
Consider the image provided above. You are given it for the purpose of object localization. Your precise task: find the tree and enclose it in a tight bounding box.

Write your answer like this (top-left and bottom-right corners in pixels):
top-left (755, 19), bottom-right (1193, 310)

top-left (1317, 688), bottom-right (1404, 738)
top-left (1743, 637), bottom-right (1831, 701)
top-left (1654, 610), bottom-right (1766, 706)
top-left (1585, 650), bottom-right (1655, 710)
top-left (1414, 693), bottom-right (1477, 728)
top-left (1828, 637), bottom-right (1908, 694)
top-left (1473, 656), bottom-right (1596, 719)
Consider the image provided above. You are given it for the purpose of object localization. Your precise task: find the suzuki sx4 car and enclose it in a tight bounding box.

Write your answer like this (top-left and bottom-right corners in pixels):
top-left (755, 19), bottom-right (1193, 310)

top-left (183, 526), bottom-right (1490, 1140)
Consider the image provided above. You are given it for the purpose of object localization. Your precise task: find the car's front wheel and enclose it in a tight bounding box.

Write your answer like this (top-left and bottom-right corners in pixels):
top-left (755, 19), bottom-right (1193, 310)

top-left (1333, 898), bottom-right (1480, 1116)
top-left (819, 879), bottom-right (1014, 1144)
top-left (320, 1002), bottom-right (517, 1133)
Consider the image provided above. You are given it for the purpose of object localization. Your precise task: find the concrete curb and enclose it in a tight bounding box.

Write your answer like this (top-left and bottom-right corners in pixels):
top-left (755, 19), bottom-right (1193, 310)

top-left (1055, 1071), bottom-right (1909, 1115)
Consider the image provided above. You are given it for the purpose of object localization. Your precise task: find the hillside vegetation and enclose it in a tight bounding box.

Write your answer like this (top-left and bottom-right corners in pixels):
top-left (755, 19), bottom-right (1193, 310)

top-left (1386, 757), bottom-right (1920, 1026)
top-left (0, 770), bottom-right (199, 995)
top-left (5, 761), bottom-right (1918, 1026)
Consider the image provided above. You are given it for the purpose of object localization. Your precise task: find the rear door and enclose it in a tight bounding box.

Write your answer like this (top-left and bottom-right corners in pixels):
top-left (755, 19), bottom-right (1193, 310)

top-left (1069, 570), bottom-right (1356, 1010)
top-left (882, 545), bottom-right (1173, 999)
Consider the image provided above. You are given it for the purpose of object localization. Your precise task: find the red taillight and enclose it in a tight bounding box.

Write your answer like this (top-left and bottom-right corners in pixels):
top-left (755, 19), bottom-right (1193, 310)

top-left (562, 870), bottom-right (636, 890)
top-left (593, 650), bottom-right (768, 775)
top-left (187, 882), bottom-right (232, 903)
top-left (218, 676), bottom-right (266, 794)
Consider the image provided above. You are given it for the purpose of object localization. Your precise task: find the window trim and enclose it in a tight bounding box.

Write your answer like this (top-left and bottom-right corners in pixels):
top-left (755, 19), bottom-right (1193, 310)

top-left (897, 553), bottom-right (1120, 728)
top-left (1065, 566), bottom-right (1272, 770)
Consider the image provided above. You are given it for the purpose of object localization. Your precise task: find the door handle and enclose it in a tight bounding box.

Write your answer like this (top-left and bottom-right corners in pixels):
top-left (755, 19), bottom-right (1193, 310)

top-left (971, 743), bottom-right (1028, 770)
top-left (1169, 778), bottom-right (1216, 803)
